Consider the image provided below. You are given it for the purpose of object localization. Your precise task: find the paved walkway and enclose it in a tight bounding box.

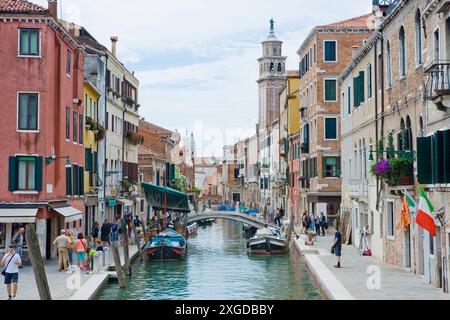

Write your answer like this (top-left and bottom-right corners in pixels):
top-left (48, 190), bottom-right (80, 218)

top-left (0, 244), bottom-right (140, 300)
top-left (294, 227), bottom-right (450, 300)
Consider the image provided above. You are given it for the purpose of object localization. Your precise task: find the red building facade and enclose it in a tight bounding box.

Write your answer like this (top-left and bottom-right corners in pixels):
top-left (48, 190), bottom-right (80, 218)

top-left (0, 0), bottom-right (85, 259)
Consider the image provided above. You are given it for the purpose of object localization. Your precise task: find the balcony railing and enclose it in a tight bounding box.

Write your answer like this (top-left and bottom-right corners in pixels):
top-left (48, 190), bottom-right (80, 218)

top-left (424, 62), bottom-right (450, 105)
top-left (299, 176), bottom-right (310, 189)
top-left (349, 179), bottom-right (368, 198)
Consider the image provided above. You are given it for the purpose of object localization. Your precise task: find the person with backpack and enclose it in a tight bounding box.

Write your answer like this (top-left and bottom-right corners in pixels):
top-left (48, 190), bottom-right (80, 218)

top-left (100, 220), bottom-right (111, 247)
top-left (1, 245), bottom-right (22, 300)
top-left (320, 212), bottom-right (328, 236)
top-left (11, 227), bottom-right (25, 263)
top-left (75, 233), bottom-right (88, 270)
top-left (91, 222), bottom-right (100, 245)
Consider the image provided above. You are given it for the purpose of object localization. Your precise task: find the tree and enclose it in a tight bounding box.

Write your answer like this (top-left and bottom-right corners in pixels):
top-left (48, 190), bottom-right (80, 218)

top-left (173, 167), bottom-right (188, 192)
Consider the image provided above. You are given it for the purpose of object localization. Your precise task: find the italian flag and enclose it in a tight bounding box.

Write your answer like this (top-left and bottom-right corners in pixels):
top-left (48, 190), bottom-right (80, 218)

top-left (416, 185), bottom-right (436, 237)
top-left (402, 189), bottom-right (417, 215)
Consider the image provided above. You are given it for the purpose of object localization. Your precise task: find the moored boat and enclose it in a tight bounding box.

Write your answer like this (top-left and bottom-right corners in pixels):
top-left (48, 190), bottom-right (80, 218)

top-left (247, 226), bottom-right (288, 254)
top-left (187, 222), bottom-right (198, 235)
top-left (144, 228), bottom-right (187, 261)
top-left (242, 223), bottom-right (258, 238)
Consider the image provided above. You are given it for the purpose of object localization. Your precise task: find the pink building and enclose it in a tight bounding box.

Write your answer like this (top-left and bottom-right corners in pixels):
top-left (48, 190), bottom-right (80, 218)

top-left (0, 0), bottom-right (85, 259)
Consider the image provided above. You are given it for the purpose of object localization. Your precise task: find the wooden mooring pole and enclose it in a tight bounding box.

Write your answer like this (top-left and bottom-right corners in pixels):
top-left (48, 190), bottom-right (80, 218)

top-left (111, 241), bottom-right (126, 288)
top-left (25, 224), bottom-right (52, 300)
top-left (121, 219), bottom-right (131, 276)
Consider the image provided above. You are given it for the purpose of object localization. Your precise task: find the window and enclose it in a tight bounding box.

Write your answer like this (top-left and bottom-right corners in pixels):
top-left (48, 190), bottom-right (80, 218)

top-left (8, 156), bottom-right (42, 192)
top-left (415, 9), bottom-right (422, 65)
top-left (66, 50), bottom-right (71, 76)
top-left (19, 28), bottom-right (40, 56)
top-left (386, 40), bottom-right (392, 87)
top-left (347, 86), bottom-right (351, 115)
top-left (66, 107), bottom-right (70, 139)
top-left (417, 129), bottom-right (450, 184)
top-left (313, 43), bottom-right (316, 63)
top-left (73, 111), bottom-right (77, 142)
top-left (367, 64), bottom-right (372, 98)
top-left (140, 199), bottom-right (144, 212)
top-left (399, 26), bottom-right (406, 77)
top-left (387, 201), bottom-right (394, 238)
top-left (434, 28), bottom-right (440, 62)
top-left (353, 71), bottom-right (365, 107)
top-left (277, 63), bottom-right (282, 72)
top-left (66, 166), bottom-right (72, 196)
top-left (430, 232), bottom-right (435, 255)
top-left (324, 117), bottom-right (338, 140)
top-left (324, 79), bottom-right (337, 102)
top-left (79, 114), bottom-right (83, 145)
top-left (323, 157), bottom-right (340, 177)
top-left (112, 115), bottom-right (115, 133)
top-left (18, 93), bottom-right (38, 131)
top-left (324, 40), bottom-right (337, 62)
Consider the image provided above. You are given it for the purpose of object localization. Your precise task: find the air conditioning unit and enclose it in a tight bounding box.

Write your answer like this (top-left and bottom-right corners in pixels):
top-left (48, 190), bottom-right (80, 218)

top-left (73, 98), bottom-right (82, 106)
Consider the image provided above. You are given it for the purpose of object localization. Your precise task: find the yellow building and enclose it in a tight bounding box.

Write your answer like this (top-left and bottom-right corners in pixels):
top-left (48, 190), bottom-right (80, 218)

top-left (84, 80), bottom-right (101, 230)
top-left (286, 71), bottom-right (300, 135)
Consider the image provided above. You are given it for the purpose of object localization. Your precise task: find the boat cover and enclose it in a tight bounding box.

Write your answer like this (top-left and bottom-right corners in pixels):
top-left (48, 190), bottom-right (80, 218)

top-left (142, 182), bottom-right (190, 213)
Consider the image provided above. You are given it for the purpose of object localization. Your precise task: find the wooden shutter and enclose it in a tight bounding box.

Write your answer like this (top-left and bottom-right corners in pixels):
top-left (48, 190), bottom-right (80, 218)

top-left (444, 130), bottom-right (450, 183)
top-left (434, 131), bottom-right (445, 183)
top-left (79, 166), bottom-right (84, 196)
top-left (353, 77), bottom-right (359, 107)
top-left (35, 156), bottom-right (43, 192)
top-left (8, 156), bottom-right (17, 192)
top-left (417, 136), bottom-right (433, 184)
top-left (73, 165), bottom-right (79, 196)
top-left (359, 71), bottom-right (365, 105)
top-left (93, 151), bottom-right (98, 174)
top-left (105, 112), bottom-right (109, 129)
top-left (85, 148), bottom-right (91, 172)
top-left (66, 166), bottom-right (72, 196)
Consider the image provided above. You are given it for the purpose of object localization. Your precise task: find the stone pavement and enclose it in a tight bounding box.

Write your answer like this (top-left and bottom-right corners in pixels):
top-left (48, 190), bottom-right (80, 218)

top-left (294, 227), bottom-right (450, 300)
top-left (0, 244), bottom-right (140, 300)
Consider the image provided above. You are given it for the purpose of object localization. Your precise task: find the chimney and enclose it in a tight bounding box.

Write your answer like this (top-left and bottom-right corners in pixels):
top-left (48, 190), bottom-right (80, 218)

top-left (68, 23), bottom-right (76, 38)
top-left (110, 36), bottom-right (118, 57)
top-left (48, 0), bottom-right (57, 19)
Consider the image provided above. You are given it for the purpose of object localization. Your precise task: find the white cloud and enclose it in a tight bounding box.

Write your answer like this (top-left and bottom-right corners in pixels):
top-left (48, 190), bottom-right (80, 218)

top-left (34, 0), bottom-right (372, 155)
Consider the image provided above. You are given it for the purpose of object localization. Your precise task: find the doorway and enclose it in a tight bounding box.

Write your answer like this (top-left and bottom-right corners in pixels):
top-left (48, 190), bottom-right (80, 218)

top-left (45, 219), bottom-right (52, 260)
top-left (405, 224), bottom-right (412, 268)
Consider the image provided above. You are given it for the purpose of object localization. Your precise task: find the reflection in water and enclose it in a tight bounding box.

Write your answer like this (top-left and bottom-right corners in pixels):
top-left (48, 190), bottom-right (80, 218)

top-left (97, 220), bottom-right (323, 300)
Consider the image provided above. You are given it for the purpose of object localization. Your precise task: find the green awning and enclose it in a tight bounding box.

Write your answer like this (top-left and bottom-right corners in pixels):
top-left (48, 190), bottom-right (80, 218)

top-left (142, 183), bottom-right (189, 213)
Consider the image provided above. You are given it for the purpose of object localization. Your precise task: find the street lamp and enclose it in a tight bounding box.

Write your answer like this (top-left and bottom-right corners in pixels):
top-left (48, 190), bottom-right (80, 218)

top-left (45, 155), bottom-right (71, 168)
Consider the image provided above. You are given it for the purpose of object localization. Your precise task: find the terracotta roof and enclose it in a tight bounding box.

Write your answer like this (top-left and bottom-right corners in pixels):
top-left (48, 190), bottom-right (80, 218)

top-left (287, 70), bottom-right (299, 77)
top-left (318, 13), bottom-right (375, 29)
top-left (0, 0), bottom-right (48, 14)
top-left (76, 36), bottom-right (107, 53)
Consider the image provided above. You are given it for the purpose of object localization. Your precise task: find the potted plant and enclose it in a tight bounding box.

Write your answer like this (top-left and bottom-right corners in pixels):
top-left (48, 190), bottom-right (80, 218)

top-left (85, 116), bottom-right (94, 130)
top-left (94, 123), bottom-right (106, 141)
top-left (388, 156), bottom-right (414, 186)
top-left (370, 159), bottom-right (391, 180)
top-left (125, 97), bottom-right (135, 107)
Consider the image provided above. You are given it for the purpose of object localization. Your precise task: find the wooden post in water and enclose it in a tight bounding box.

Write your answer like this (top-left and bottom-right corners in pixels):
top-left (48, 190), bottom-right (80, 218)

top-left (111, 241), bottom-right (125, 288)
top-left (25, 224), bottom-right (52, 300)
top-left (121, 218), bottom-right (131, 276)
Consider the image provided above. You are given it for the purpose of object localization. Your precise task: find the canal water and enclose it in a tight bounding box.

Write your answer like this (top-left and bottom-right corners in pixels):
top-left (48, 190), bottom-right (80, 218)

top-left (96, 220), bottom-right (323, 300)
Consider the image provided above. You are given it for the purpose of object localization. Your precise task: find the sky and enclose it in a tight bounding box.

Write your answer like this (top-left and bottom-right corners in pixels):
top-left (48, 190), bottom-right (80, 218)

top-left (34, 0), bottom-right (372, 156)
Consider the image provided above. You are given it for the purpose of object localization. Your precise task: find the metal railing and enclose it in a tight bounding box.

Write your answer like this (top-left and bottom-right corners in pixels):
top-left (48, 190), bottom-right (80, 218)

top-left (424, 61), bottom-right (450, 100)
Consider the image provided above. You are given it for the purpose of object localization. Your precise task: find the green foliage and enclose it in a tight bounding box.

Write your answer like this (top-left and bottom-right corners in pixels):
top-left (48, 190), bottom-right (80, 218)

top-left (173, 166), bottom-right (188, 193)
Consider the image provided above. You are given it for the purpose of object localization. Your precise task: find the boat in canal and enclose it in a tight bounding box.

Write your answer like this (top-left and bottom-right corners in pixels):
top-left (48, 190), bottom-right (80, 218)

top-left (144, 228), bottom-right (187, 261)
top-left (247, 226), bottom-right (288, 254)
top-left (187, 222), bottom-right (198, 235)
top-left (242, 223), bottom-right (258, 238)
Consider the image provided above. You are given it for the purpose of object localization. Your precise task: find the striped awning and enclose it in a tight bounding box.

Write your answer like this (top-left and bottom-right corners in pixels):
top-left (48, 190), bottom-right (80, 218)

top-left (0, 208), bottom-right (38, 223)
top-left (51, 206), bottom-right (83, 223)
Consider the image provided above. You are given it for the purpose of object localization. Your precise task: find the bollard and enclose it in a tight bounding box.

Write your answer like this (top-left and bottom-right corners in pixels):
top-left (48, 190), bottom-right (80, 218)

top-left (93, 253), bottom-right (102, 273)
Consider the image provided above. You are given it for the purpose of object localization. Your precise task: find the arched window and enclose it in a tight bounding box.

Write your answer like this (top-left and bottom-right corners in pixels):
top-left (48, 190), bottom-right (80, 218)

top-left (270, 62), bottom-right (274, 71)
top-left (406, 116), bottom-right (413, 150)
top-left (367, 64), bottom-right (372, 98)
top-left (399, 26), bottom-right (406, 77)
top-left (277, 63), bottom-right (282, 72)
top-left (415, 9), bottom-right (422, 65)
top-left (419, 116), bottom-right (424, 137)
top-left (386, 40), bottom-right (392, 86)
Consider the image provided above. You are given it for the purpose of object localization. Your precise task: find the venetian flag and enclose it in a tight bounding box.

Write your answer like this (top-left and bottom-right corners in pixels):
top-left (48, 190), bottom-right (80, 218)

top-left (396, 196), bottom-right (411, 232)
top-left (402, 189), bottom-right (417, 215)
top-left (416, 185), bottom-right (436, 237)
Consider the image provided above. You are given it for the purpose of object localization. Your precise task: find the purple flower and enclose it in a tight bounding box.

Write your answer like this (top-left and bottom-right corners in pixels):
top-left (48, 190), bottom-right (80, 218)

top-left (375, 159), bottom-right (390, 175)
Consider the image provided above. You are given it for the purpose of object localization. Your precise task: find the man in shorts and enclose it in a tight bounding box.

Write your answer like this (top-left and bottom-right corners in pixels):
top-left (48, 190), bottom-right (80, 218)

top-left (1, 245), bottom-right (22, 300)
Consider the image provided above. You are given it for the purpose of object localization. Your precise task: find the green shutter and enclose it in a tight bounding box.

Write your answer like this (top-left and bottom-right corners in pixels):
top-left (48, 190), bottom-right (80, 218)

top-left (93, 151), bottom-right (98, 174)
top-left (353, 77), bottom-right (359, 107)
top-left (35, 156), bottom-right (42, 192)
top-left (359, 71), bottom-right (365, 105)
top-left (417, 136), bottom-right (433, 184)
top-left (66, 166), bottom-right (72, 196)
top-left (85, 148), bottom-right (90, 172)
top-left (434, 131), bottom-right (445, 183)
top-left (8, 157), bottom-right (17, 192)
top-left (444, 130), bottom-right (450, 183)
top-left (79, 166), bottom-right (84, 196)
top-left (73, 165), bottom-right (78, 196)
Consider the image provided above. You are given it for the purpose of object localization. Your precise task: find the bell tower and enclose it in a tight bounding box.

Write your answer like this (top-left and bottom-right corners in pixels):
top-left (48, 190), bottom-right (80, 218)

top-left (257, 19), bottom-right (287, 129)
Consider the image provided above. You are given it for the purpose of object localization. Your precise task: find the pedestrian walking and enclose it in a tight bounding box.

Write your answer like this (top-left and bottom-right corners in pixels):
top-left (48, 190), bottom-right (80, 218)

top-left (11, 227), bottom-right (25, 264)
top-left (332, 229), bottom-right (342, 268)
top-left (53, 230), bottom-right (70, 271)
top-left (91, 222), bottom-right (100, 245)
top-left (66, 229), bottom-right (75, 267)
top-left (75, 233), bottom-right (88, 270)
top-left (1, 245), bottom-right (22, 300)
top-left (320, 212), bottom-right (327, 236)
top-left (100, 219), bottom-right (111, 247)
top-left (315, 213), bottom-right (321, 236)
top-left (301, 211), bottom-right (308, 234)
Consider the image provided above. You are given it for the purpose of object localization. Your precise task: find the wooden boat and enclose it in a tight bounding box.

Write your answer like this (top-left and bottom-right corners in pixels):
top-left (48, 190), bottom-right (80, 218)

top-left (187, 222), bottom-right (198, 235)
top-left (247, 227), bottom-right (288, 254)
top-left (144, 228), bottom-right (187, 261)
top-left (197, 218), bottom-right (214, 226)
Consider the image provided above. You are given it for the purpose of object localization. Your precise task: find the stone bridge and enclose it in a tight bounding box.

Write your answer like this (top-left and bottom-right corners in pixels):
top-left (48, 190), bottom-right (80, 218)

top-left (186, 211), bottom-right (277, 229)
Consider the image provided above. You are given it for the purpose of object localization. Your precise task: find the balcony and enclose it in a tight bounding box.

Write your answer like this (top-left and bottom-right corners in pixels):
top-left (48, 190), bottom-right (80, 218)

top-left (349, 179), bottom-right (368, 198)
top-left (424, 61), bottom-right (450, 111)
top-left (299, 176), bottom-right (310, 190)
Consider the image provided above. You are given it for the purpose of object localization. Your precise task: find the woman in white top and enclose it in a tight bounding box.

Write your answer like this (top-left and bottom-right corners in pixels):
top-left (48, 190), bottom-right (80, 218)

top-left (1, 244), bottom-right (22, 300)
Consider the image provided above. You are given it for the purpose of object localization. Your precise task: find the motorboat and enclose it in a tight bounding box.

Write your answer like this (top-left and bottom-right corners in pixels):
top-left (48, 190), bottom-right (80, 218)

top-left (144, 228), bottom-right (187, 261)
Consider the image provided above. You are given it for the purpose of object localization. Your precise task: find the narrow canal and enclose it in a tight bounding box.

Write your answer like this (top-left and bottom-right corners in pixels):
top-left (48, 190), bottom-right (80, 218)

top-left (96, 220), bottom-right (323, 300)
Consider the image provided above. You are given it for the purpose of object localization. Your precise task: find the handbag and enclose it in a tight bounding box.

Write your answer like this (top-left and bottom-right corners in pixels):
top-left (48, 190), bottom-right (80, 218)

top-left (1, 253), bottom-right (16, 277)
top-left (331, 245), bottom-right (335, 255)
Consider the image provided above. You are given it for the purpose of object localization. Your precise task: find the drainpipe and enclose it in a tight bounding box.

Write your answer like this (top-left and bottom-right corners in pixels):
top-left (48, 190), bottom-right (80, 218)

top-left (103, 54), bottom-right (108, 222)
